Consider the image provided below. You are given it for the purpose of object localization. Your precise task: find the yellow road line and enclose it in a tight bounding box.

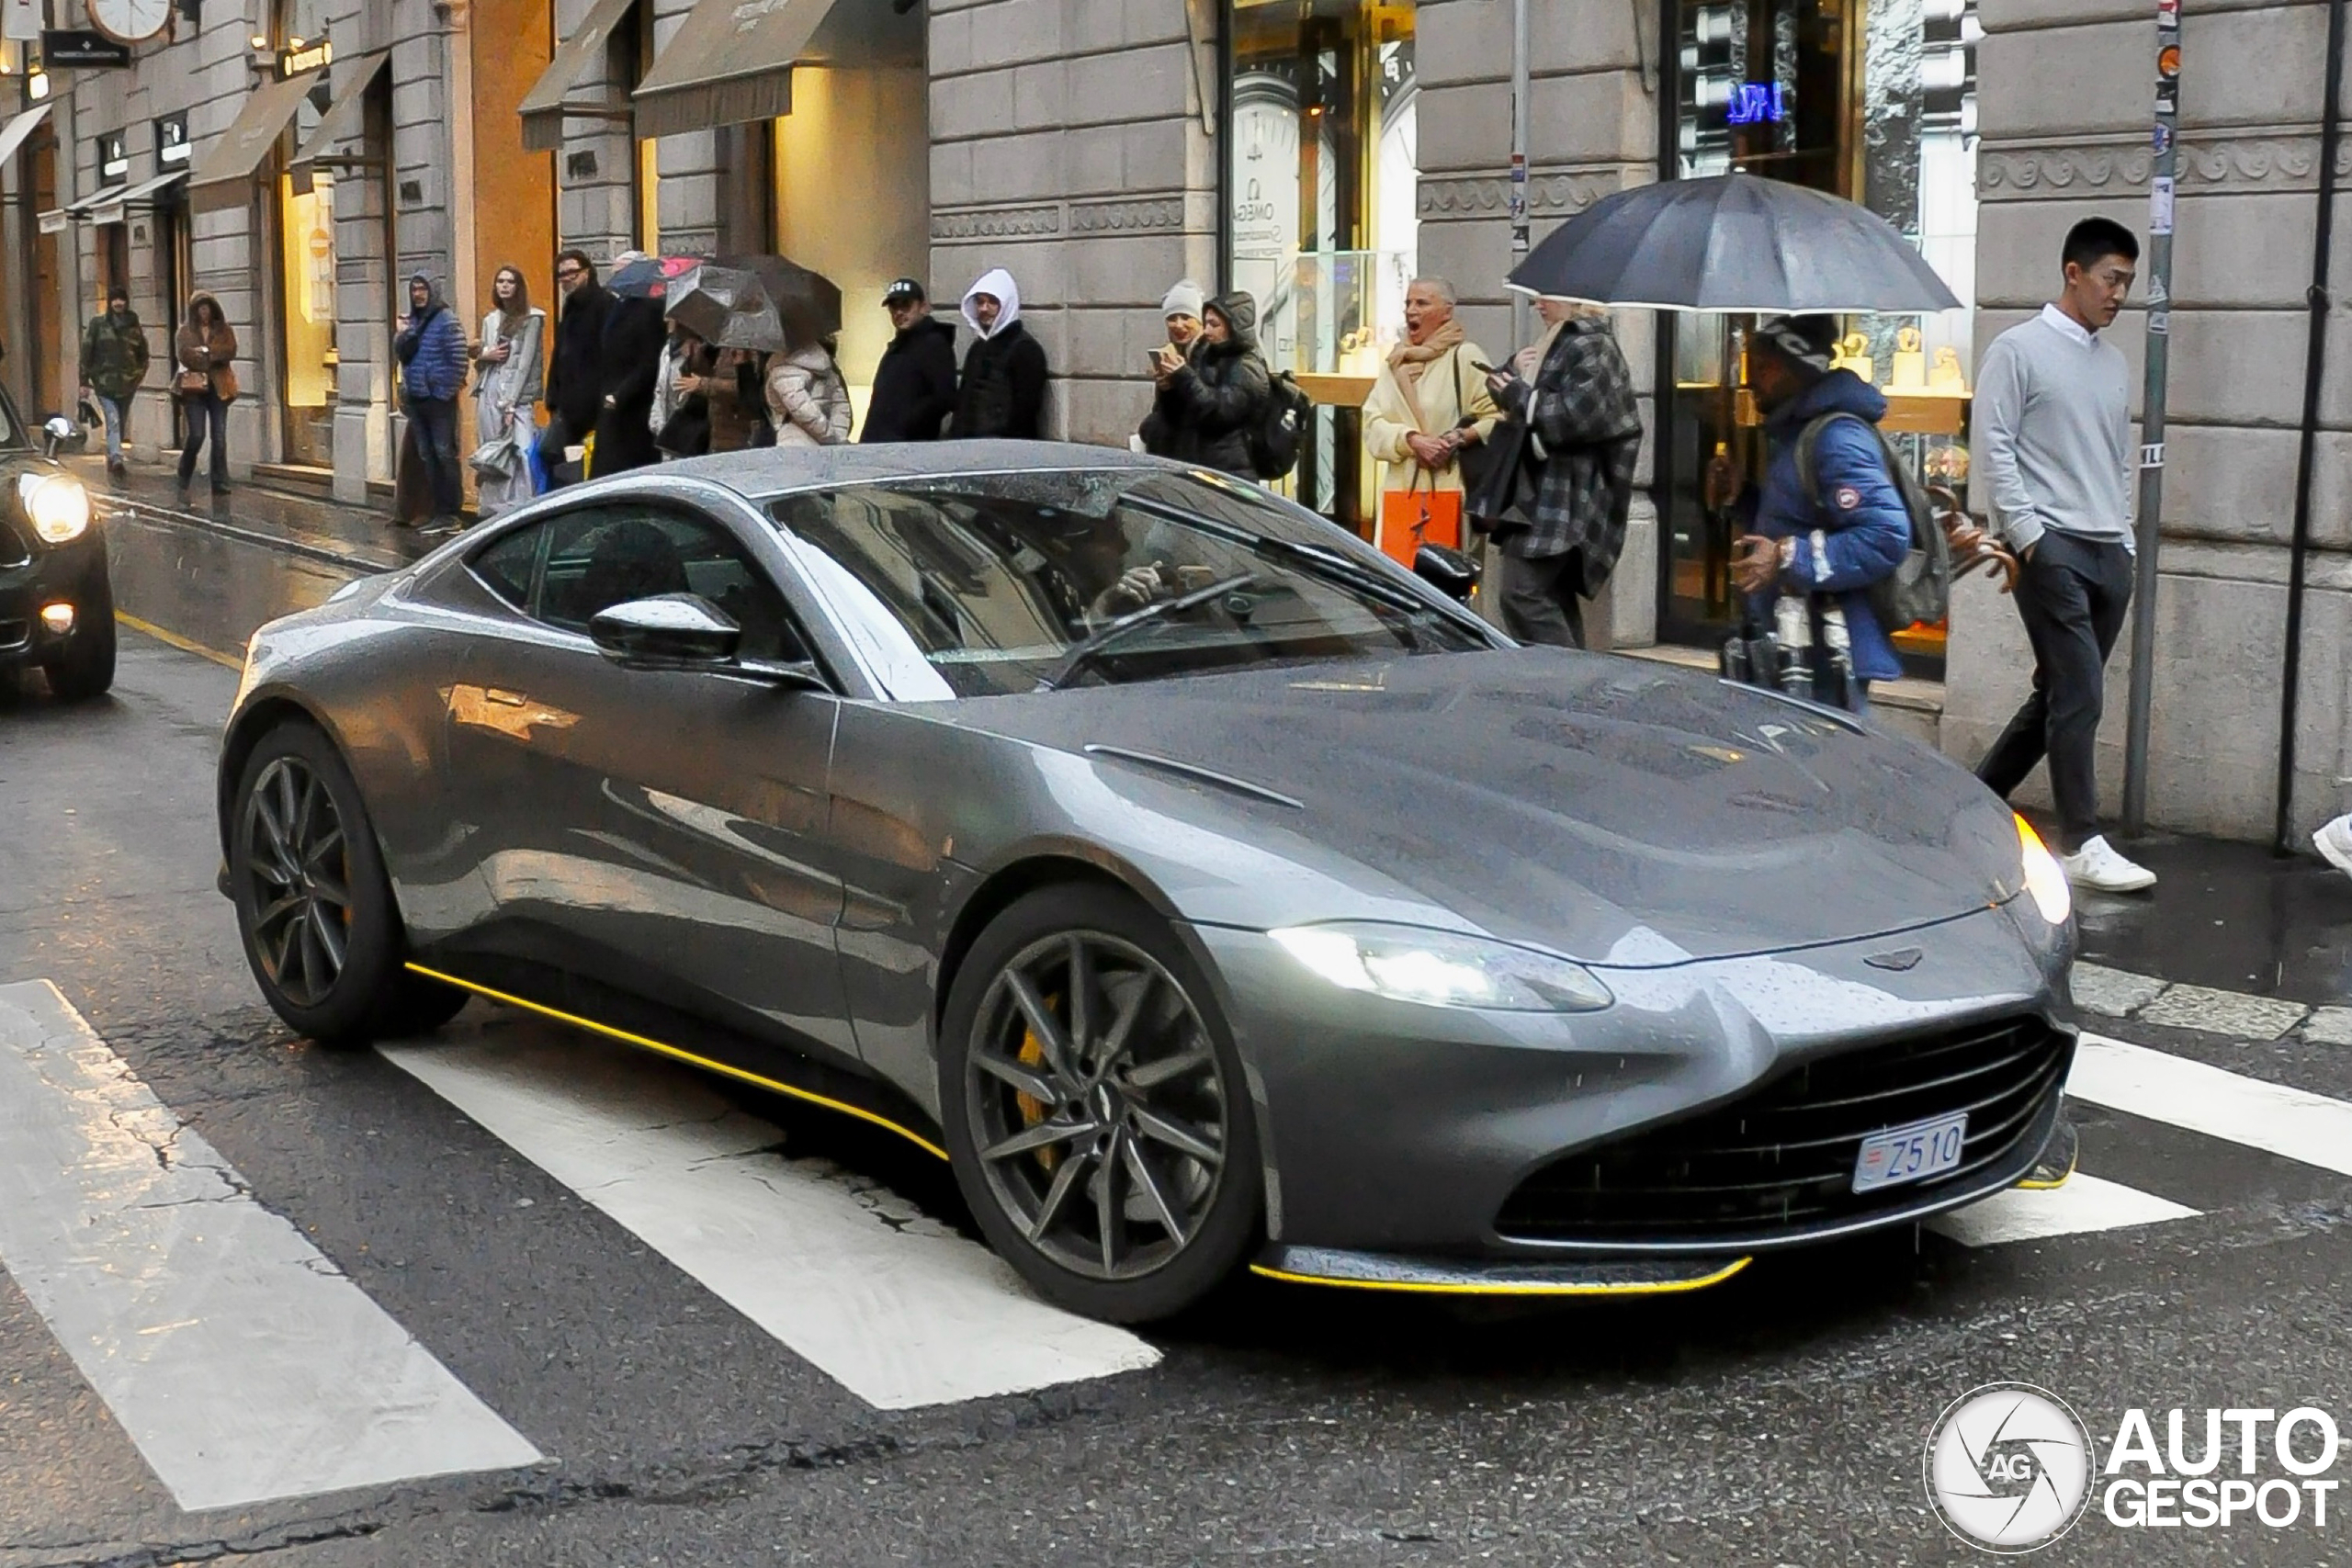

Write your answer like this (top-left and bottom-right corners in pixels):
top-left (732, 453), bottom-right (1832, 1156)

top-left (1248, 1255), bottom-right (1752, 1299)
top-left (115, 612), bottom-right (241, 670)
top-left (403, 962), bottom-right (952, 1162)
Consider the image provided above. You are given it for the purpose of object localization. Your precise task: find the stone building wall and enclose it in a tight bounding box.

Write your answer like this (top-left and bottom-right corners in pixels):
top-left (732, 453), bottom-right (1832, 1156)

top-left (1952, 0), bottom-right (2352, 840)
top-left (925, 0), bottom-right (1220, 445)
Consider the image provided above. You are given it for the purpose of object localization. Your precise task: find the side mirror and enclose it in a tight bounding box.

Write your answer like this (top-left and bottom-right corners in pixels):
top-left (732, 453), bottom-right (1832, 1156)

top-left (590, 593), bottom-right (741, 669)
top-left (1414, 543), bottom-right (1480, 602)
top-left (40, 415), bottom-right (86, 457)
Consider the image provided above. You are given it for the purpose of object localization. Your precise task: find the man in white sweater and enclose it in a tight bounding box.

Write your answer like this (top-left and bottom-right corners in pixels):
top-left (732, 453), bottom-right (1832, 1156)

top-left (1971, 217), bottom-right (2155, 894)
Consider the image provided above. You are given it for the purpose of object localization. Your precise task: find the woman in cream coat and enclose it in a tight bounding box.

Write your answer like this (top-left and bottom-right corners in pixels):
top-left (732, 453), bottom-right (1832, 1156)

top-left (1362, 276), bottom-right (1500, 496)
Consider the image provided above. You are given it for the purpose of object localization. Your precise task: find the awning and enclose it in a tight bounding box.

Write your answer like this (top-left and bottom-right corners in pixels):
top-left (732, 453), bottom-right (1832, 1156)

top-left (631, 0), bottom-right (839, 141)
top-left (289, 50), bottom-right (390, 192)
top-left (0, 104), bottom-right (51, 167)
top-left (85, 170), bottom-right (189, 224)
top-left (519, 0), bottom-right (639, 154)
top-left (187, 68), bottom-right (325, 215)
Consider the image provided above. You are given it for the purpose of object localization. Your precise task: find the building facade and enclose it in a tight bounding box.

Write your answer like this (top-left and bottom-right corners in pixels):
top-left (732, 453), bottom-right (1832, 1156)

top-left (0, 0), bottom-right (2341, 842)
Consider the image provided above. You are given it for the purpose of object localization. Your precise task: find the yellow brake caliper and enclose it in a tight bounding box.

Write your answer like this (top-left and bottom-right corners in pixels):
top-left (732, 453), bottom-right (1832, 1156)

top-left (1017, 997), bottom-right (1058, 1169)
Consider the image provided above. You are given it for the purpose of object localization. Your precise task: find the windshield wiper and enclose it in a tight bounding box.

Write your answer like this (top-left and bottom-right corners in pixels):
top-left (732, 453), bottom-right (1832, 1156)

top-left (1035, 572), bottom-right (1261, 692)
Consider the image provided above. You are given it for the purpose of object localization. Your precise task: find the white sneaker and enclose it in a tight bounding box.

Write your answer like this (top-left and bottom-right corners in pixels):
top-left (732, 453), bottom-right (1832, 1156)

top-left (2314, 814), bottom-right (2352, 876)
top-left (2060, 835), bottom-right (2157, 894)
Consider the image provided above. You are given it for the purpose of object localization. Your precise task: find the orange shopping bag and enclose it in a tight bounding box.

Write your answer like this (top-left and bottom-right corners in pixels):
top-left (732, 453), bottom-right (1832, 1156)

top-left (1377, 471), bottom-right (1464, 568)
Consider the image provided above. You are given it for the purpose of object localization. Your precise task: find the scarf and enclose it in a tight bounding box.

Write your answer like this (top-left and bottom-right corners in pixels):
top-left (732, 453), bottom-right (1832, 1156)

top-left (1385, 319), bottom-right (1467, 431)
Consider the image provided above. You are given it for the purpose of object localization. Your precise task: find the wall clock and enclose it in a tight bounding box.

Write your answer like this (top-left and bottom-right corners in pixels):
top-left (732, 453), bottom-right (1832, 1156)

top-left (85, 0), bottom-right (173, 46)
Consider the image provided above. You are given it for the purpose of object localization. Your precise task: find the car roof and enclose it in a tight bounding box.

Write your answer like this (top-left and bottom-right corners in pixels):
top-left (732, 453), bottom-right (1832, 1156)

top-left (658, 441), bottom-right (1176, 502)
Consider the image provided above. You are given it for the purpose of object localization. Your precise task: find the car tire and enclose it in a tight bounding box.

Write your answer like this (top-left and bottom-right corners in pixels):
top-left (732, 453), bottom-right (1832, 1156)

top-left (940, 883), bottom-right (1261, 1324)
top-left (41, 578), bottom-right (116, 701)
top-left (229, 721), bottom-right (446, 1047)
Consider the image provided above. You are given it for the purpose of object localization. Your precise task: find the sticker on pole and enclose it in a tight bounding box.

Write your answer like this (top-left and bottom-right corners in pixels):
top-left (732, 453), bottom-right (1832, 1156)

top-left (2158, 42), bottom-right (2181, 77)
top-left (2152, 121), bottom-right (2173, 154)
top-left (2140, 443), bottom-right (2165, 469)
top-left (2156, 0), bottom-right (2178, 18)
top-left (2150, 176), bottom-right (2176, 235)
top-left (2148, 308), bottom-right (2170, 335)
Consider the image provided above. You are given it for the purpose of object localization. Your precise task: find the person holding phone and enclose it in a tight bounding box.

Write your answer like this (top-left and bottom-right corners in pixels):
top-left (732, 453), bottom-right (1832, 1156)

top-left (1137, 292), bottom-right (1268, 478)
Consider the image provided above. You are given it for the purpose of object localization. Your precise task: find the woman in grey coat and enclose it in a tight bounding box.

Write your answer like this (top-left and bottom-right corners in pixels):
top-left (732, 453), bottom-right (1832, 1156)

top-left (473, 265), bottom-right (546, 518)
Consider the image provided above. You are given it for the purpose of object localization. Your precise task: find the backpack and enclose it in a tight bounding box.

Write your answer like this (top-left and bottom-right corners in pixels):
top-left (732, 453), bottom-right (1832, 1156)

top-left (1793, 412), bottom-right (1951, 634)
top-left (1249, 370), bottom-right (1311, 480)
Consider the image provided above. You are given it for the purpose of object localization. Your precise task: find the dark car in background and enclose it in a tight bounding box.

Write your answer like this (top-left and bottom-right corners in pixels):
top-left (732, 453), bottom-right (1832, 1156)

top-left (215, 445), bottom-right (2077, 1324)
top-left (0, 389), bottom-right (112, 700)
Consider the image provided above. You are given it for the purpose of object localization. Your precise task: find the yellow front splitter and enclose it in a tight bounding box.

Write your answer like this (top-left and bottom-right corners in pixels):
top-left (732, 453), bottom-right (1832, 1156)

top-left (2012, 1115), bottom-right (2080, 1192)
top-left (1250, 1246), bottom-right (1750, 1299)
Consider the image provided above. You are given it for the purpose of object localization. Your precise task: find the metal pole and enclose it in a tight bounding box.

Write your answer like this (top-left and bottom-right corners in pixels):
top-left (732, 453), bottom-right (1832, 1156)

top-left (2119, 0), bottom-right (2181, 835)
top-left (2271, 0), bottom-right (2345, 852)
top-left (1510, 0), bottom-right (1531, 354)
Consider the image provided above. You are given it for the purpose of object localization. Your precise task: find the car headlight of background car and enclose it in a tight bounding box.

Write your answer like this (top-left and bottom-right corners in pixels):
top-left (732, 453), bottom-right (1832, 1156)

top-left (2014, 815), bottom-right (2072, 927)
top-left (1270, 922), bottom-right (1614, 1012)
top-left (17, 474), bottom-right (91, 544)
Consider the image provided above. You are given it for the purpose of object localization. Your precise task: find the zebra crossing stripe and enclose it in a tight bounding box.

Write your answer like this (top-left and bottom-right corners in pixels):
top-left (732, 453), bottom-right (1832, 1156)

top-left (1929, 1172), bottom-right (2199, 1247)
top-left (2069, 1032), bottom-right (2352, 1179)
top-left (0, 982), bottom-right (540, 1512)
top-left (379, 1024), bottom-right (1161, 1411)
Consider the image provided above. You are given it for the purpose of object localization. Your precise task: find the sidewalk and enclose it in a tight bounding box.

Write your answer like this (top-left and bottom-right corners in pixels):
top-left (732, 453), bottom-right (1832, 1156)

top-left (72, 456), bottom-right (435, 576)
top-left (74, 455), bottom-right (2352, 1012)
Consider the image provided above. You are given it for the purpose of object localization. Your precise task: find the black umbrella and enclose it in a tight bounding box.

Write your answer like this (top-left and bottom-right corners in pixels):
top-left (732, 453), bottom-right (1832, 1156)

top-left (1507, 173), bottom-right (1962, 314)
top-left (667, 265), bottom-right (788, 353)
top-left (712, 254), bottom-right (842, 346)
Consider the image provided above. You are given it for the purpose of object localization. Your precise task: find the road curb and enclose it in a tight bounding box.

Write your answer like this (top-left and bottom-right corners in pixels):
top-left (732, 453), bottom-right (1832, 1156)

top-left (94, 494), bottom-right (401, 577)
top-left (2074, 960), bottom-right (2352, 1044)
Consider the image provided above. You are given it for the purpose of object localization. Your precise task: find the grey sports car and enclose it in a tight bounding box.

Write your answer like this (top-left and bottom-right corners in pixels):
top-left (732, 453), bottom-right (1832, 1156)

top-left (217, 444), bottom-right (2079, 1323)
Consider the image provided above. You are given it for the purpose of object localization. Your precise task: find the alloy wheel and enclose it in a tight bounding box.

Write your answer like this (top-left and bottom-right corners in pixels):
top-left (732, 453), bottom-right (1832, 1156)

top-left (965, 931), bottom-right (1230, 1282)
top-left (241, 755), bottom-right (353, 1009)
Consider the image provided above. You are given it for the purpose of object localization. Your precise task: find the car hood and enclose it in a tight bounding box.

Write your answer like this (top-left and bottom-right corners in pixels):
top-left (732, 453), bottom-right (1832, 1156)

top-left (940, 650), bottom-right (2026, 967)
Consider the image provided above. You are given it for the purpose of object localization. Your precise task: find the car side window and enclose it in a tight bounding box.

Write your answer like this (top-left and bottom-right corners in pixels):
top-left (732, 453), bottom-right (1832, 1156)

top-left (469, 521), bottom-right (546, 613)
top-left (537, 504), bottom-right (809, 663)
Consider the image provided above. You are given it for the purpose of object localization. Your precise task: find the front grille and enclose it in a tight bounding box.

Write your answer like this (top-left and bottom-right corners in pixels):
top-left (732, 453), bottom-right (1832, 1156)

top-left (0, 619), bottom-right (28, 650)
top-left (0, 519), bottom-right (28, 569)
top-left (1496, 1017), bottom-right (2070, 1243)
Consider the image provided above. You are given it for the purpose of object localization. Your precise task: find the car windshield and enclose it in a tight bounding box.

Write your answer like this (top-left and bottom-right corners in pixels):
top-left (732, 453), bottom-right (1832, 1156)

top-left (767, 470), bottom-right (1492, 698)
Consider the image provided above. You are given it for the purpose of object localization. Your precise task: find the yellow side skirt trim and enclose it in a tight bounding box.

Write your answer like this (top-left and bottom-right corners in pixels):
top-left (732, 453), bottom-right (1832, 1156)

top-left (403, 962), bottom-right (951, 1162)
top-left (1247, 1255), bottom-right (1752, 1299)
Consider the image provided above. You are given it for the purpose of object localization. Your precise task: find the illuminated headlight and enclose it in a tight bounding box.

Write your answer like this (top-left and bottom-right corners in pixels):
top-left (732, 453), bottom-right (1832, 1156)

top-left (1270, 922), bottom-right (1613, 1012)
top-left (2016, 815), bottom-right (2072, 927)
top-left (18, 473), bottom-right (91, 543)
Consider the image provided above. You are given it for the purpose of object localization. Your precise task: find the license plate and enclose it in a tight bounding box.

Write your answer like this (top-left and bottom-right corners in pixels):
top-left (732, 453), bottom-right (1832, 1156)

top-left (1852, 1111), bottom-right (1968, 1193)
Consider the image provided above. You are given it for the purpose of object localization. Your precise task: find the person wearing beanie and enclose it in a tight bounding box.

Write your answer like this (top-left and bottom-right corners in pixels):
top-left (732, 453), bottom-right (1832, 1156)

top-left (864, 277), bottom-right (958, 442)
top-left (1725, 312), bottom-right (1911, 712)
top-left (1139, 279), bottom-right (1210, 457)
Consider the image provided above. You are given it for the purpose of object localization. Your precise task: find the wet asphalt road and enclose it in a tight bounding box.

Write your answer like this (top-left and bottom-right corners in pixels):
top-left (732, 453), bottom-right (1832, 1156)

top-left (3, 509), bottom-right (2352, 1565)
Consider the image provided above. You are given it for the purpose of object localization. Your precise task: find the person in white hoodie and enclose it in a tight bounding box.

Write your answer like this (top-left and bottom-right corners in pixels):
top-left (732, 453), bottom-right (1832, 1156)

top-left (2317, 814), bottom-right (2352, 878)
top-left (951, 267), bottom-right (1048, 439)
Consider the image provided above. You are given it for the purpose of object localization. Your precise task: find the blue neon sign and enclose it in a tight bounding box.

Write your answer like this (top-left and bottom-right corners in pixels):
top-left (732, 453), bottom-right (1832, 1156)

top-left (1725, 82), bottom-right (1788, 125)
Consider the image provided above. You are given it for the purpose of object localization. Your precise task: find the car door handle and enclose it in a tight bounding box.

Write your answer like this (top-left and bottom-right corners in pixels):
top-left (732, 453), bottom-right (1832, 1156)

top-left (483, 687), bottom-right (529, 707)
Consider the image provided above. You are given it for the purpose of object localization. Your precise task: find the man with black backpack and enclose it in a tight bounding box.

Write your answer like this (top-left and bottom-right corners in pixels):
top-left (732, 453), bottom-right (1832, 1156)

top-left (1727, 315), bottom-right (1919, 714)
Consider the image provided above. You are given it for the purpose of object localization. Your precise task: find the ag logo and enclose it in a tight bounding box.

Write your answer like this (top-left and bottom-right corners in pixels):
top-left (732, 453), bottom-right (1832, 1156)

top-left (1925, 1383), bottom-right (2094, 1553)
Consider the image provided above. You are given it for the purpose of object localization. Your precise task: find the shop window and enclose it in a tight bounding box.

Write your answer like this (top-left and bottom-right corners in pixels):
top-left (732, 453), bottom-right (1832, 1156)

top-left (96, 130), bottom-right (129, 189)
top-left (1226, 0), bottom-right (1419, 536)
top-left (1659, 0), bottom-right (1978, 675)
top-left (768, 0), bottom-right (927, 433)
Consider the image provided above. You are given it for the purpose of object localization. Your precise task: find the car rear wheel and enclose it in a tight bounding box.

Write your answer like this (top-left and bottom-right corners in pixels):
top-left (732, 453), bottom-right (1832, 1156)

top-left (41, 579), bottom-right (115, 701)
top-left (230, 722), bottom-right (462, 1045)
top-left (941, 885), bottom-right (1261, 1323)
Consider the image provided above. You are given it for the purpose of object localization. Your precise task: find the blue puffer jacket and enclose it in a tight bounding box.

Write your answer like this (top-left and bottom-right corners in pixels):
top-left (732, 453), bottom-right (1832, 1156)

top-left (1746, 369), bottom-right (1913, 683)
top-left (395, 274), bottom-right (469, 403)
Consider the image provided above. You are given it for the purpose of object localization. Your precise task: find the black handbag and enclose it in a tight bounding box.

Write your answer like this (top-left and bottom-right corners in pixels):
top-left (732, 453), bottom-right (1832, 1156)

top-left (1450, 352), bottom-right (1504, 500)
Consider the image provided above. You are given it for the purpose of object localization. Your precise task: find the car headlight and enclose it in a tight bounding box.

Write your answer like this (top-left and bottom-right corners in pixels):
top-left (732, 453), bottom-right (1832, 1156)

top-left (2016, 815), bottom-right (2072, 927)
top-left (1270, 922), bottom-right (1614, 1012)
top-left (18, 473), bottom-right (91, 544)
